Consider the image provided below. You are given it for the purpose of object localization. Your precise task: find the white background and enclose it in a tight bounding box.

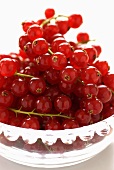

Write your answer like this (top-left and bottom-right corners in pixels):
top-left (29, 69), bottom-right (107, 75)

top-left (0, 0), bottom-right (114, 169)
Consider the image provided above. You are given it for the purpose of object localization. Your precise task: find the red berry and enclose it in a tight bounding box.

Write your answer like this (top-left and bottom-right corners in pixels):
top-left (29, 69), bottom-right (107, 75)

top-left (59, 81), bottom-right (75, 94)
top-left (0, 58), bottom-right (17, 77)
top-left (77, 32), bottom-right (89, 43)
top-left (27, 24), bottom-right (43, 41)
top-left (103, 73), bottom-right (114, 91)
top-left (51, 37), bottom-right (66, 52)
top-left (68, 14), bottom-right (83, 28)
top-left (0, 90), bottom-right (14, 107)
top-left (84, 98), bottom-right (103, 115)
top-left (0, 106), bottom-right (9, 124)
top-left (24, 42), bottom-right (36, 58)
top-left (9, 114), bottom-right (25, 127)
top-left (58, 42), bottom-right (72, 58)
top-left (92, 45), bottom-right (102, 56)
top-left (75, 109), bottom-right (91, 126)
top-left (54, 95), bottom-right (72, 113)
top-left (19, 94), bottom-right (35, 111)
top-left (93, 60), bottom-right (109, 76)
top-left (35, 96), bottom-right (52, 113)
top-left (22, 20), bottom-right (35, 32)
top-left (62, 119), bottom-right (79, 129)
top-left (45, 68), bottom-right (60, 85)
top-left (43, 24), bottom-right (59, 43)
top-left (44, 85), bottom-right (61, 101)
top-left (36, 19), bottom-right (45, 25)
top-left (19, 34), bottom-right (30, 50)
top-left (45, 8), bottom-right (55, 19)
top-left (11, 78), bottom-right (28, 97)
top-left (51, 52), bottom-right (67, 70)
top-left (21, 116), bottom-right (40, 130)
top-left (56, 20), bottom-right (69, 34)
top-left (101, 106), bottom-right (114, 119)
top-left (32, 38), bottom-right (48, 55)
top-left (83, 46), bottom-right (97, 64)
top-left (24, 66), bottom-right (39, 77)
top-left (97, 85), bottom-right (112, 103)
top-left (45, 119), bottom-right (61, 130)
top-left (80, 66), bottom-right (101, 84)
top-left (29, 77), bottom-right (46, 95)
top-left (0, 75), bottom-right (5, 89)
top-left (35, 53), bottom-right (51, 71)
top-left (70, 49), bottom-right (89, 69)
top-left (60, 67), bottom-right (78, 84)
top-left (82, 84), bottom-right (99, 98)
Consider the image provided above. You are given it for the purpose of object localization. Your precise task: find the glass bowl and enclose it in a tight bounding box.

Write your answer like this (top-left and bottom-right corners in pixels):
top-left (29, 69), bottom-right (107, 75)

top-left (0, 115), bottom-right (114, 168)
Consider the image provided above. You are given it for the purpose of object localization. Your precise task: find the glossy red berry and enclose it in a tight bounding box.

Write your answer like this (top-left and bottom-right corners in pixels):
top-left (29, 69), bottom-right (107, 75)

top-left (77, 32), bottom-right (89, 43)
top-left (45, 119), bottom-right (61, 130)
top-left (58, 42), bottom-right (72, 58)
top-left (45, 8), bottom-right (55, 19)
top-left (27, 24), bottom-right (43, 41)
top-left (19, 94), bottom-right (35, 111)
top-left (0, 90), bottom-right (14, 107)
top-left (59, 81), bottom-right (75, 94)
top-left (21, 116), bottom-right (40, 130)
top-left (70, 49), bottom-right (89, 69)
top-left (29, 77), bottom-right (46, 95)
top-left (92, 45), bottom-right (102, 56)
top-left (97, 85), bottom-right (112, 103)
top-left (35, 53), bottom-right (51, 71)
top-left (35, 96), bottom-right (52, 113)
top-left (22, 20), bottom-right (35, 32)
top-left (83, 46), bottom-right (97, 64)
top-left (80, 66), bottom-right (101, 84)
top-left (56, 20), bottom-right (69, 34)
top-left (60, 67), bottom-right (78, 84)
top-left (51, 52), bottom-right (67, 70)
top-left (45, 68), bottom-right (60, 85)
top-left (62, 119), bottom-right (79, 129)
top-left (11, 78), bottom-right (28, 97)
top-left (54, 95), bottom-right (72, 113)
top-left (102, 73), bottom-right (114, 91)
top-left (68, 14), bottom-right (83, 28)
top-left (75, 109), bottom-right (91, 126)
top-left (82, 84), bottom-right (99, 98)
top-left (24, 42), bottom-right (36, 58)
top-left (0, 106), bottom-right (9, 124)
top-left (93, 60), bottom-right (109, 76)
top-left (19, 34), bottom-right (30, 50)
top-left (0, 75), bottom-right (5, 89)
top-left (51, 37), bottom-right (66, 52)
top-left (0, 58), bottom-right (17, 77)
top-left (32, 38), bottom-right (48, 55)
top-left (84, 98), bottom-right (103, 115)
top-left (43, 24), bottom-right (59, 43)
top-left (44, 85), bottom-right (61, 101)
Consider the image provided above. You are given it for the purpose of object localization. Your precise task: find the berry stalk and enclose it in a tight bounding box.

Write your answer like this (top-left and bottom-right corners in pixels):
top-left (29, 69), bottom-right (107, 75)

top-left (9, 108), bottom-right (73, 119)
top-left (14, 72), bottom-right (34, 78)
top-left (40, 14), bottom-right (68, 27)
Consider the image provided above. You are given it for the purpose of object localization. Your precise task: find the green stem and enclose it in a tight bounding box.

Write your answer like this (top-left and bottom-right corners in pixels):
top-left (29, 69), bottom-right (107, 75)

top-left (40, 14), bottom-right (68, 27)
top-left (48, 48), bottom-right (54, 55)
top-left (14, 72), bottom-right (34, 78)
top-left (76, 39), bottom-right (96, 45)
top-left (9, 108), bottom-right (73, 119)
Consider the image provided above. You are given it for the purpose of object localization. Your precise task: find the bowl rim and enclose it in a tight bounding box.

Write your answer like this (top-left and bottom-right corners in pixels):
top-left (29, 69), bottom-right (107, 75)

top-left (0, 115), bottom-right (114, 135)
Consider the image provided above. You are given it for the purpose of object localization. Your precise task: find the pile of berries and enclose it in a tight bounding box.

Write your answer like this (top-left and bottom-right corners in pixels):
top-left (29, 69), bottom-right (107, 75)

top-left (0, 8), bottom-right (114, 131)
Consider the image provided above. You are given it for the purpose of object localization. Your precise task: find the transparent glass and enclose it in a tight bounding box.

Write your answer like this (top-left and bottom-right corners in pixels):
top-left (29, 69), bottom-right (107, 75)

top-left (0, 115), bottom-right (114, 168)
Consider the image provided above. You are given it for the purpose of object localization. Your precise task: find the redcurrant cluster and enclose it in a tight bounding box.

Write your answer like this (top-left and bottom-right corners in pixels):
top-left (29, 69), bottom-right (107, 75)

top-left (0, 8), bottom-right (114, 131)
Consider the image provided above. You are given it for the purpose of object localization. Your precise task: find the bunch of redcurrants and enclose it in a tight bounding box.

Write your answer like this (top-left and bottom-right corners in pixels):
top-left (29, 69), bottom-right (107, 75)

top-left (0, 8), bottom-right (114, 131)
